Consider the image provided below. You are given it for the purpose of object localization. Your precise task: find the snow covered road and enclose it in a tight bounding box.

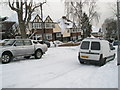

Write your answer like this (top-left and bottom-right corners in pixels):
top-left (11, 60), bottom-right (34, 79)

top-left (0, 46), bottom-right (118, 88)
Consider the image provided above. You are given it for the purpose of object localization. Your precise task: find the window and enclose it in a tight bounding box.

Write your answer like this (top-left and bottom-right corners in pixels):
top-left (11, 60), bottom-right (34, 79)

top-left (72, 29), bottom-right (77, 33)
top-left (24, 40), bottom-right (32, 45)
top-left (33, 23), bottom-right (42, 29)
top-left (71, 36), bottom-right (76, 41)
top-left (45, 23), bottom-right (54, 28)
top-left (81, 41), bottom-right (90, 50)
top-left (77, 29), bottom-right (81, 32)
top-left (67, 29), bottom-right (69, 33)
top-left (46, 34), bottom-right (52, 40)
top-left (56, 33), bottom-right (61, 37)
top-left (78, 36), bottom-right (81, 39)
top-left (91, 42), bottom-right (100, 50)
top-left (15, 40), bottom-right (24, 46)
top-left (4, 40), bottom-right (15, 46)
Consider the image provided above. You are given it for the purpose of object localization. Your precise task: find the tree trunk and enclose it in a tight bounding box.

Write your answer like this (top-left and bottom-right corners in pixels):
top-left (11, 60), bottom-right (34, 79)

top-left (19, 22), bottom-right (27, 39)
top-left (18, 12), bottom-right (27, 39)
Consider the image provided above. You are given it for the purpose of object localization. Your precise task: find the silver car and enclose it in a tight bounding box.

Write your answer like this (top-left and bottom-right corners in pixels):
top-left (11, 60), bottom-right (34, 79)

top-left (0, 39), bottom-right (48, 64)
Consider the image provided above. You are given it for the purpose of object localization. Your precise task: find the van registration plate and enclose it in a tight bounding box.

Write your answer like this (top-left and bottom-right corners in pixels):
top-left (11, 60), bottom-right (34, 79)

top-left (81, 56), bottom-right (89, 58)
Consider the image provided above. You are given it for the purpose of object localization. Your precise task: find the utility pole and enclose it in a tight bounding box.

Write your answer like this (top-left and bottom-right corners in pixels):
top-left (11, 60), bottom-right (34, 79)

top-left (117, 0), bottom-right (120, 66)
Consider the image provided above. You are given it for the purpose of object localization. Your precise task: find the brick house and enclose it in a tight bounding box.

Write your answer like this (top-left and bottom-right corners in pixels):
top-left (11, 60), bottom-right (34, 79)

top-left (70, 24), bottom-right (82, 41)
top-left (29, 14), bottom-right (82, 42)
top-left (29, 15), bottom-right (55, 41)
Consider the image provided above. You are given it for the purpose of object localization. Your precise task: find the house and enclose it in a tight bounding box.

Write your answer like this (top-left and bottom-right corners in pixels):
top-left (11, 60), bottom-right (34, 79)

top-left (29, 15), bottom-right (55, 41)
top-left (53, 23), bottom-right (62, 41)
top-left (0, 21), bottom-right (16, 39)
top-left (44, 15), bottom-right (55, 41)
top-left (69, 24), bottom-right (82, 41)
top-left (29, 14), bottom-right (83, 42)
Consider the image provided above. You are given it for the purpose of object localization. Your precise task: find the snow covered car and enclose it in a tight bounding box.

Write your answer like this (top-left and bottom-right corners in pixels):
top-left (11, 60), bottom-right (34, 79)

top-left (0, 39), bottom-right (48, 64)
top-left (78, 38), bottom-right (116, 66)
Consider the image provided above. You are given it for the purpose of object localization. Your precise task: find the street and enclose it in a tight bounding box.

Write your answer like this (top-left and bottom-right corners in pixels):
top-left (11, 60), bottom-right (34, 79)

top-left (0, 46), bottom-right (118, 88)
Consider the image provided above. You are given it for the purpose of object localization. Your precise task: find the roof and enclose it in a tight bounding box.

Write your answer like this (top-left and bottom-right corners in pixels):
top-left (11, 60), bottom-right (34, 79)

top-left (31, 14), bottom-right (55, 23)
top-left (44, 15), bottom-right (53, 23)
top-left (92, 26), bottom-right (101, 33)
top-left (53, 23), bottom-right (61, 33)
top-left (63, 29), bottom-right (70, 37)
top-left (32, 14), bottom-right (43, 22)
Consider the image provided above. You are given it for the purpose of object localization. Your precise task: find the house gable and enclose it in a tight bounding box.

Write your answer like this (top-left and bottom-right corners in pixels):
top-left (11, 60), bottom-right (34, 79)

top-left (33, 14), bottom-right (42, 22)
top-left (44, 15), bottom-right (53, 23)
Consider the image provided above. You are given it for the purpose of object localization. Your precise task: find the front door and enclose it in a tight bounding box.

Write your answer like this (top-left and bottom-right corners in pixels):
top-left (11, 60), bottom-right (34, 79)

top-left (13, 40), bottom-right (25, 56)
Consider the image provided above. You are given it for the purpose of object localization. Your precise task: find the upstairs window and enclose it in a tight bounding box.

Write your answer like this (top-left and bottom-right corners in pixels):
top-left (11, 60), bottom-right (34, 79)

top-left (33, 23), bottom-right (42, 29)
top-left (45, 23), bottom-right (54, 28)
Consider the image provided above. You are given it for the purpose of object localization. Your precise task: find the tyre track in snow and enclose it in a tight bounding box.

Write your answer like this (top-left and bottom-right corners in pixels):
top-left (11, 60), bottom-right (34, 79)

top-left (2, 46), bottom-right (117, 88)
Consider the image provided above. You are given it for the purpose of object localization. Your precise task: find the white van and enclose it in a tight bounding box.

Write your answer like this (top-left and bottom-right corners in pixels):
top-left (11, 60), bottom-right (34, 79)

top-left (78, 38), bottom-right (115, 66)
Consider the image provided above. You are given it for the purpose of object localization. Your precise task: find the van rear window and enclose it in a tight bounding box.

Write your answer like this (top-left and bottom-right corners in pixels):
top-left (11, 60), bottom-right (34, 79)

top-left (81, 41), bottom-right (90, 49)
top-left (91, 42), bottom-right (100, 50)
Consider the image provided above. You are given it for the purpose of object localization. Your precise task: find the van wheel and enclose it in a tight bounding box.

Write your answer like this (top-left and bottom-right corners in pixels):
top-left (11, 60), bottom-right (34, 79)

top-left (2, 52), bottom-right (12, 64)
top-left (99, 58), bottom-right (106, 66)
top-left (34, 50), bottom-right (42, 59)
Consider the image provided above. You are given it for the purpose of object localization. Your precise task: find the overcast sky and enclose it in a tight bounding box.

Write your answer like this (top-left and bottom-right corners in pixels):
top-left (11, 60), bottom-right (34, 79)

top-left (0, 0), bottom-right (117, 28)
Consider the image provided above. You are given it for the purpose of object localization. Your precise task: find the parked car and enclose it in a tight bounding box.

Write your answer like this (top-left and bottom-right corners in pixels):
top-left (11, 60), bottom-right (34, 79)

top-left (113, 41), bottom-right (120, 46)
top-left (78, 38), bottom-right (115, 66)
top-left (38, 40), bottom-right (51, 48)
top-left (0, 39), bottom-right (48, 64)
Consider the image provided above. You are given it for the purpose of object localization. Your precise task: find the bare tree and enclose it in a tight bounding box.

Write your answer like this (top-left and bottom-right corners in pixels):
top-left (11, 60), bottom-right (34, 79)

top-left (8, 0), bottom-right (46, 38)
top-left (64, 0), bottom-right (100, 38)
top-left (103, 18), bottom-right (117, 40)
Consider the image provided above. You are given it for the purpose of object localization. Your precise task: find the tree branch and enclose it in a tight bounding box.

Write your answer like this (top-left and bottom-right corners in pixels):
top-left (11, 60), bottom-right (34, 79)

top-left (8, 0), bottom-right (19, 12)
top-left (23, 1), bottom-right (27, 22)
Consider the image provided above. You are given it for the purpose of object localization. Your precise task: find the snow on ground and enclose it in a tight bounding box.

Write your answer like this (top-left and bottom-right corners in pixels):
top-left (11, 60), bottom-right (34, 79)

top-left (0, 46), bottom-right (118, 88)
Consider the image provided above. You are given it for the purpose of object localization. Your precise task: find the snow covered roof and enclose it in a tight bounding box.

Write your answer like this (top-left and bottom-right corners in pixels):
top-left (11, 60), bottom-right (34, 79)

top-left (92, 26), bottom-right (100, 33)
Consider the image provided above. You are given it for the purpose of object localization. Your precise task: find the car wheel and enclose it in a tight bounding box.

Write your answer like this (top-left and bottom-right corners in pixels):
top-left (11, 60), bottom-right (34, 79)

top-left (80, 61), bottom-right (84, 64)
top-left (35, 50), bottom-right (42, 59)
top-left (47, 44), bottom-right (50, 48)
top-left (24, 56), bottom-right (31, 59)
top-left (2, 52), bottom-right (12, 64)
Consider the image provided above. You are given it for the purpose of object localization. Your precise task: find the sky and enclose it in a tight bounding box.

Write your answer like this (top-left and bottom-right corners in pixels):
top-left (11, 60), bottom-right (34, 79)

top-left (0, 0), bottom-right (117, 28)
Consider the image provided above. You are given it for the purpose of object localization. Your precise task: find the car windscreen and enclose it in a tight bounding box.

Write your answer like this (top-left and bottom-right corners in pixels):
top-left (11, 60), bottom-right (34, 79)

top-left (81, 41), bottom-right (90, 50)
top-left (91, 42), bottom-right (100, 50)
top-left (4, 40), bottom-right (15, 46)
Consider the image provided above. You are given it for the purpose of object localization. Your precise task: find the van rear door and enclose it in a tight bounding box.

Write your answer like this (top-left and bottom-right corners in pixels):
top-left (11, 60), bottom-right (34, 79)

top-left (80, 41), bottom-right (90, 59)
top-left (89, 41), bottom-right (101, 61)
